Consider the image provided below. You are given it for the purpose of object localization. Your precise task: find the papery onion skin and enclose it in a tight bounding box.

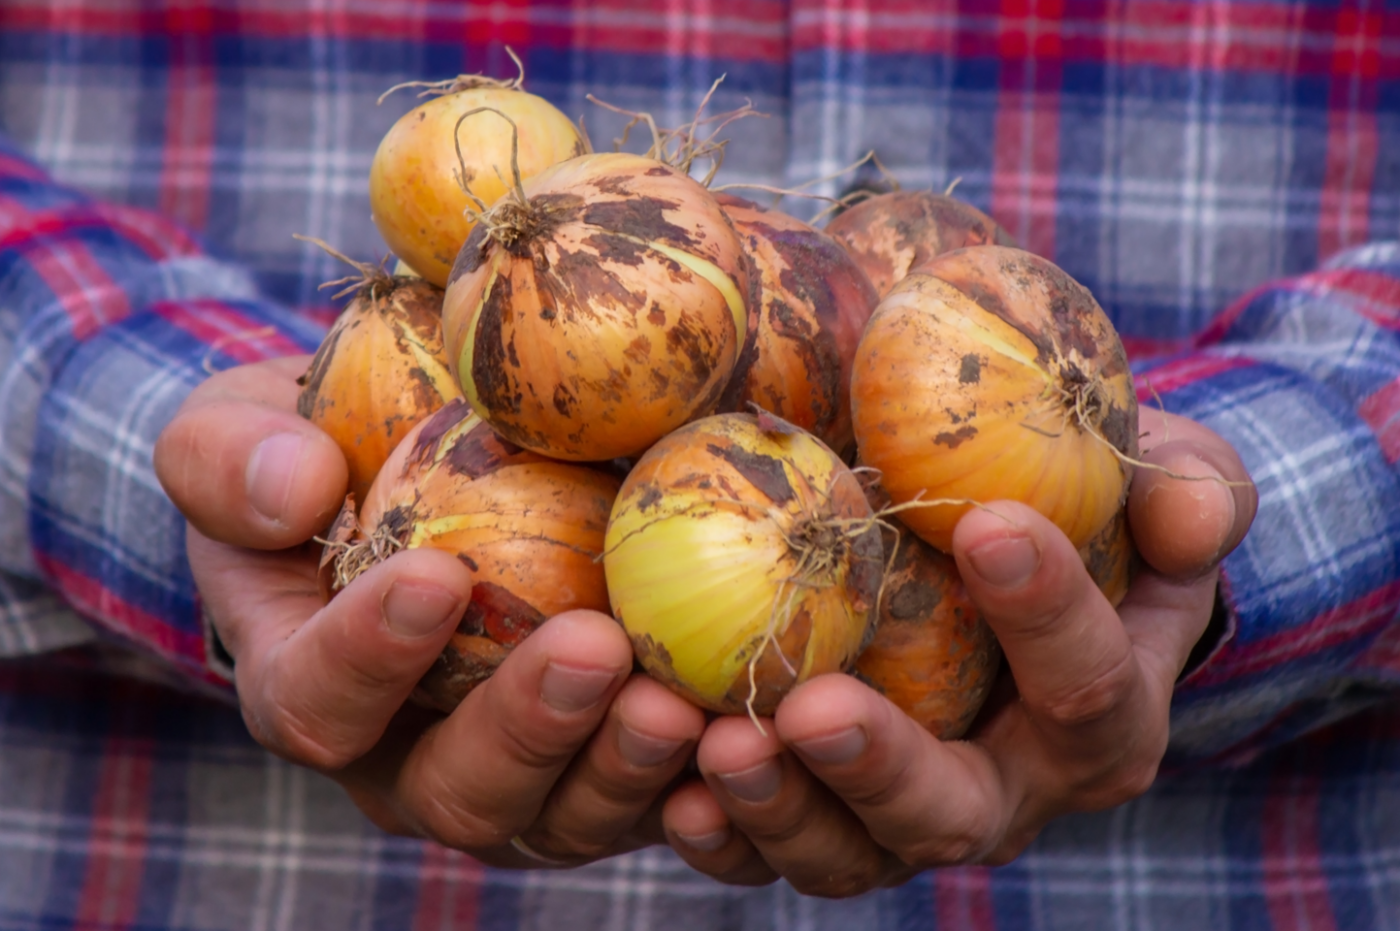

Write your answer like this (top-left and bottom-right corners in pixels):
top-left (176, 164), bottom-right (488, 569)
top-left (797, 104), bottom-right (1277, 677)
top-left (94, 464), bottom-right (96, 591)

top-left (604, 412), bottom-right (882, 716)
top-left (851, 246), bottom-right (1138, 552)
top-left (1080, 507), bottom-right (1136, 608)
top-left (443, 152), bottom-right (750, 461)
top-left (298, 276), bottom-right (459, 503)
top-left (714, 194), bottom-right (880, 455)
top-left (825, 191), bottom-right (1015, 298)
top-left (853, 479), bottom-right (1000, 739)
top-left (331, 396), bottom-right (620, 712)
top-left (370, 87), bottom-right (585, 288)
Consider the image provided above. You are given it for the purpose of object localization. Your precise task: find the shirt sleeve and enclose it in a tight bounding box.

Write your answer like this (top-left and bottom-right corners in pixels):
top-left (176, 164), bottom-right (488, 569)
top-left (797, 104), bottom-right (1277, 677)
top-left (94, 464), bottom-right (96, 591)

top-left (0, 135), bottom-right (325, 687)
top-left (1152, 242), bottom-right (1400, 767)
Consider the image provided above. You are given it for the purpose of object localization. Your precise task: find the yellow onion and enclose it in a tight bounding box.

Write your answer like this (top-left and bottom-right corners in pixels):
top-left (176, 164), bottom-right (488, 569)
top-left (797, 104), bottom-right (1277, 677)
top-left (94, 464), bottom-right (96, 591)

top-left (851, 246), bottom-right (1138, 552)
top-left (852, 478), bottom-right (1000, 739)
top-left (825, 190), bottom-right (1015, 298)
top-left (442, 152), bottom-right (750, 461)
top-left (604, 412), bottom-right (882, 717)
top-left (369, 69), bottom-right (585, 287)
top-left (713, 194), bottom-right (880, 455)
top-left (321, 397), bottom-right (620, 712)
top-left (297, 262), bottom-right (459, 504)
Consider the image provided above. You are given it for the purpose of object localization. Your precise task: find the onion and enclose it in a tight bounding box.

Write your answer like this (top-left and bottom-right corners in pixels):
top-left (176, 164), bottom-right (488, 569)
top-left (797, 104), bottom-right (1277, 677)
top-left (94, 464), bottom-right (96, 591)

top-left (296, 244), bottom-right (459, 503)
top-left (852, 478), bottom-right (1000, 739)
top-left (603, 412), bottom-right (882, 718)
top-left (713, 193), bottom-right (879, 455)
top-left (321, 397), bottom-right (620, 712)
top-left (442, 151), bottom-right (750, 462)
top-left (1080, 508), bottom-right (1136, 608)
top-left (825, 190), bottom-right (1015, 298)
top-left (850, 246), bottom-right (1138, 552)
top-left (369, 63), bottom-right (585, 288)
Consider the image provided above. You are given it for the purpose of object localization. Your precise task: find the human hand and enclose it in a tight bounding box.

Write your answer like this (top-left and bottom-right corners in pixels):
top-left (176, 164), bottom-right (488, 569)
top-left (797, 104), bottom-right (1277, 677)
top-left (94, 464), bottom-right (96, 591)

top-left (659, 408), bottom-right (1256, 894)
top-left (155, 356), bottom-right (705, 866)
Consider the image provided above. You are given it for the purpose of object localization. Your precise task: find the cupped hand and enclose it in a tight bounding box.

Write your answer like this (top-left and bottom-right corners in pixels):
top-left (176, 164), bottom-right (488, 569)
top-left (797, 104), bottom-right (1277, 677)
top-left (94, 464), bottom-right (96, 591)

top-left (155, 357), bottom-right (705, 866)
top-left (660, 408), bottom-right (1257, 895)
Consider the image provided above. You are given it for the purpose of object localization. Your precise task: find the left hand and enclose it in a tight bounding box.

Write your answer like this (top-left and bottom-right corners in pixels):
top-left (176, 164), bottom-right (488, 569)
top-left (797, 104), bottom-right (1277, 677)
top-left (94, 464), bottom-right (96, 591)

top-left (659, 408), bottom-right (1257, 895)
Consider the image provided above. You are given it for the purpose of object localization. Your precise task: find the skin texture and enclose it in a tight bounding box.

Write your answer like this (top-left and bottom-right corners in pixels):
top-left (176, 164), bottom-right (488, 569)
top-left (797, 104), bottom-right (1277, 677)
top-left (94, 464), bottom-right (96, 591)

top-left (154, 356), bottom-right (706, 867)
top-left (154, 357), bottom-right (1255, 889)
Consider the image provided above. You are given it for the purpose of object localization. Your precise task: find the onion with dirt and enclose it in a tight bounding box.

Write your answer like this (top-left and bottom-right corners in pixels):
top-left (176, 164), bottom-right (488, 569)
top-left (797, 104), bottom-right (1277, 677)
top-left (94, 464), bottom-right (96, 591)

top-left (850, 245), bottom-right (1138, 554)
top-left (825, 190), bottom-right (1015, 298)
top-left (442, 150), bottom-right (750, 462)
top-left (320, 397), bottom-right (620, 712)
top-left (603, 412), bottom-right (882, 718)
top-left (295, 241), bottom-right (459, 503)
top-left (369, 58), bottom-right (586, 288)
top-left (713, 193), bottom-right (880, 455)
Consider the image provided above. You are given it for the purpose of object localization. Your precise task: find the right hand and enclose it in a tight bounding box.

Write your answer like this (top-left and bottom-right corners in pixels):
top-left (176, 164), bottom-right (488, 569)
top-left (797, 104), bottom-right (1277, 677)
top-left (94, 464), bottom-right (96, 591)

top-left (154, 356), bottom-right (706, 866)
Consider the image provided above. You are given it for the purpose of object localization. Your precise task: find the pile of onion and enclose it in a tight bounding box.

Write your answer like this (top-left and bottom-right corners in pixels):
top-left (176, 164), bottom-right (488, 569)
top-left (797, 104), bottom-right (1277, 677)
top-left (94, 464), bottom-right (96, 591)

top-left (603, 412), bottom-right (882, 718)
top-left (321, 397), bottom-right (620, 712)
top-left (713, 193), bottom-right (879, 455)
top-left (295, 242), bottom-right (459, 503)
top-left (850, 245), bottom-right (1138, 554)
top-left (825, 190), bottom-right (1015, 298)
top-left (442, 150), bottom-right (750, 461)
top-left (369, 57), bottom-right (585, 288)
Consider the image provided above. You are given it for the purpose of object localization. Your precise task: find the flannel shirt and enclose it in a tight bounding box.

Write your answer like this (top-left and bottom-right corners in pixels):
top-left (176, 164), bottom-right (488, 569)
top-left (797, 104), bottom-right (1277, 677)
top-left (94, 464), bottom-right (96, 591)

top-left (0, 1), bottom-right (1398, 928)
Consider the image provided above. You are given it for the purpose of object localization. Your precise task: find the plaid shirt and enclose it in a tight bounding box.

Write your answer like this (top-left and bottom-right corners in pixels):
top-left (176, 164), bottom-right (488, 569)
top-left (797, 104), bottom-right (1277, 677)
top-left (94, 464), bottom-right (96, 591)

top-left (1, 1), bottom-right (1398, 927)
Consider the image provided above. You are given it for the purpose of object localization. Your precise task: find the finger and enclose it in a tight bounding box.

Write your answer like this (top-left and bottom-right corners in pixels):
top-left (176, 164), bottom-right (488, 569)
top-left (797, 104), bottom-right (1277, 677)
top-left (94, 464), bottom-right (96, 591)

top-left (662, 779), bottom-right (780, 887)
top-left (775, 674), bottom-right (1013, 868)
top-left (155, 358), bottom-right (348, 550)
top-left (953, 502), bottom-right (1146, 738)
top-left (393, 609), bottom-right (634, 851)
top-left (515, 674), bottom-right (706, 862)
top-left (1131, 409), bottom-right (1257, 578)
top-left (231, 545), bottom-right (473, 771)
top-left (693, 715), bottom-right (892, 897)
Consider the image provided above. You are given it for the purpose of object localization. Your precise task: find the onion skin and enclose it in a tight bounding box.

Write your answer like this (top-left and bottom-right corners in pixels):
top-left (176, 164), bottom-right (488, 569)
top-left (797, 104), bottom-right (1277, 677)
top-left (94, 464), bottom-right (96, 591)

top-left (298, 276), bottom-right (459, 503)
top-left (1080, 507), bottom-right (1136, 608)
top-left (851, 246), bottom-right (1138, 552)
top-left (604, 413), bottom-right (882, 716)
top-left (714, 194), bottom-right (879, 455)
top-left (369, 87), bottom-right (585, 288)
top-left (328, 397), bottom-right (620, 712)
top-left (852, 479), bottom-right (1000, 738)
top-left (825, 191), bottom-right (1015, 298)
top-left (443, 152), bottom-right (750, 461)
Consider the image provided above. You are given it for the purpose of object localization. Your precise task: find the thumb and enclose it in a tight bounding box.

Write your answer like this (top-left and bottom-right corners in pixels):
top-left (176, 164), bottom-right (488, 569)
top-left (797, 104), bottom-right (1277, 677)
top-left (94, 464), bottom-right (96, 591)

top-left (155, 357), bottom-right (348, 549)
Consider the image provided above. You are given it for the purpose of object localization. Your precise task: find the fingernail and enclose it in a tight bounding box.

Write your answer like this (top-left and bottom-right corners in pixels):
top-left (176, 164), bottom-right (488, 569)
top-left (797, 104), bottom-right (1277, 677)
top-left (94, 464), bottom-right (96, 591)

top-left (791, 726), bottom-right (867, 766)
top-left (676, 828), bottom-right (730, 852)
top-left (541, 663), bottom-right (617, 713)
top-left (966, 533), bottom-right (1040, 589)
top-left (382, 581), bottom-right (462, 638)
top-left (617, 724), bottom-right (685, 768)
top-left (716, 759), bottom-right (781, 804)
top-left (245, 433), bottom-right (308, 525)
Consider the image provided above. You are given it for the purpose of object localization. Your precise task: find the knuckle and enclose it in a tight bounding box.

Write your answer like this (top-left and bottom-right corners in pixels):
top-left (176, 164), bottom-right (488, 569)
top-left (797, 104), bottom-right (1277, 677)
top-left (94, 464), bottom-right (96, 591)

top-left (413, 788), bottom-right (515, 852)
top-left (1036, 653), bottom-right (1137, 729)
top-left (256, 705), bottom-right (360, 771)
top-left (1085, 755), bottom-right (1162, 809)
top-left (900, 795), bottom-right (1000, 868)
